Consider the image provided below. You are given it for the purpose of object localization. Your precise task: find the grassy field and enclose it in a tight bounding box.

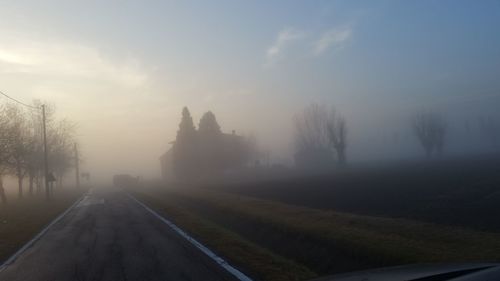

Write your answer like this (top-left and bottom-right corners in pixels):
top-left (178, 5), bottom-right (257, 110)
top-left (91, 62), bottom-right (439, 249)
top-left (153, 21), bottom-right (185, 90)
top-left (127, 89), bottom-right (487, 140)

top-left (0, 189), bottom-right (85, 264)
top-left (132, 185), bottom-right (500, 281)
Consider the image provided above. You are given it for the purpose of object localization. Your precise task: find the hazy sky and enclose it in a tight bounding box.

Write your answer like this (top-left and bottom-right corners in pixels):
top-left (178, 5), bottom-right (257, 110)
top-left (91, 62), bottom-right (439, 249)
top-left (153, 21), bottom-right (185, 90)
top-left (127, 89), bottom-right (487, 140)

top-left (0, 1), bottom-right (499, 182)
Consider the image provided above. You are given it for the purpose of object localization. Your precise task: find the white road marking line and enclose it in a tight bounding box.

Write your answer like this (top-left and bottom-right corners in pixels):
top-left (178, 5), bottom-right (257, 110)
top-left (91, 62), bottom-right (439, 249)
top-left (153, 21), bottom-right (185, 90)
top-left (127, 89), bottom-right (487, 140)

top-left (76, 195), bottom-right (90, 207)
top-left (126, 193), bottom-right (254, 281)
top-left (76, 197), bottom-right (104, 207)
top-left (0, 191), bottom-right (88, 273)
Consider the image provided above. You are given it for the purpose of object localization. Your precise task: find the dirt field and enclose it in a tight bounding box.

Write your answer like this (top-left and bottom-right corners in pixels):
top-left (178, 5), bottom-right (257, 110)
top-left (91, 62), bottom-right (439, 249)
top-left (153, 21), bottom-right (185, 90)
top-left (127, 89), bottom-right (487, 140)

top-left (209, 154), bottom-right (500, 232)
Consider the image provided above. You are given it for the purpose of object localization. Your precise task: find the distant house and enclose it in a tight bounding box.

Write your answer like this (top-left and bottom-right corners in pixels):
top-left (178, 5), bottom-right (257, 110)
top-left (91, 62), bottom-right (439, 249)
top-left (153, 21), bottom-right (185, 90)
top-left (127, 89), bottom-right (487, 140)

top-left (159, 147), bottom-right (175, 180)
top-left (160, 130), bottom-right (247, 180)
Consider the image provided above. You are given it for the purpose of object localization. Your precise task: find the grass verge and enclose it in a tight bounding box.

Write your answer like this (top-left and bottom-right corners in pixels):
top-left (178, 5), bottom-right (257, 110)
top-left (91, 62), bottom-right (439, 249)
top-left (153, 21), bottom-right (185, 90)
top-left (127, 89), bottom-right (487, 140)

top-left (132, 190), bottom-right (317, 281)
top-left (133, 185), bottom-right (500, 280)
top-left (0, 190), bottom-right (85, 263)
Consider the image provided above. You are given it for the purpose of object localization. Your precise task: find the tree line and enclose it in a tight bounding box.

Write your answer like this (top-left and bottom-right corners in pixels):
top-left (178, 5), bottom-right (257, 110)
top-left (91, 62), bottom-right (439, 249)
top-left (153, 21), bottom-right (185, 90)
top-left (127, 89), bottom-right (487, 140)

top-left (0, 101), bottom-right (76, 203)
top-left (293, 103), bottom-right (499, 169)
top-left (168, 104), bottom-right (499, 179)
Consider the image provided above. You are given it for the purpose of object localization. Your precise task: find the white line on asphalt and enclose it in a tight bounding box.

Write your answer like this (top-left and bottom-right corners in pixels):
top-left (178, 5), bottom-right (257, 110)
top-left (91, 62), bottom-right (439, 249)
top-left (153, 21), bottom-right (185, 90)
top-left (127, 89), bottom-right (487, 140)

top-left (126, 193), bottom-right (254, 281)
top-left (0, 191), bottom-right (88, 273)
top-left (76, 196), bottom-right (104, 207)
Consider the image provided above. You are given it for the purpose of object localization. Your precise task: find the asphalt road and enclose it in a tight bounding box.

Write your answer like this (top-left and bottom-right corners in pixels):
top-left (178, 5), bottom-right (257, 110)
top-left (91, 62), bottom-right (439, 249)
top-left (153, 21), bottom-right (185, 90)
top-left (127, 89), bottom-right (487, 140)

top-left (0, 188), bottom-right (239, 281)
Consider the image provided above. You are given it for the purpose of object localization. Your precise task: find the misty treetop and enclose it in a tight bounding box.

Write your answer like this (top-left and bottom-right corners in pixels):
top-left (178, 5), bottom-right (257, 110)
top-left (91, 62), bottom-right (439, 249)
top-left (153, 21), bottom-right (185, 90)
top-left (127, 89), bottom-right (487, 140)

top-left (173, 107), bottom-right (198, 180)
top-left (198, 111), bottom-right (221, 135)
top-left (169, 107), bottom-right (257, 181)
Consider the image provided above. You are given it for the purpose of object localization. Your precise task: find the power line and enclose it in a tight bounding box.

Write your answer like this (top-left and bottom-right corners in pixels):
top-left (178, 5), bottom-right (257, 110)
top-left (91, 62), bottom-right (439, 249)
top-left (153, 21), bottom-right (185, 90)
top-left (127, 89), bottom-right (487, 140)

top-left (0, 90), bottom-right (40, 110)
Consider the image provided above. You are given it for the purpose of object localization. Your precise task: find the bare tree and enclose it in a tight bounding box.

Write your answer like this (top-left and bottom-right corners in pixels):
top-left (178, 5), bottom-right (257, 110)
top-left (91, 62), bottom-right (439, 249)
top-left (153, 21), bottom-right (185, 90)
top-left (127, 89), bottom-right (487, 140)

top-left (2, 104), bottom-right (33, 198)
top-left (478, 115), bottom-right (500, 148)
top-left (26, 122), bottom-right (43, 195)
top-left (48, 119), bottom-right (76, 189)
top-left (0, 105), bottom-right (11, 204)
top-left (294, 104), bottom-right (348, 168)
top-left (294, 104), bottom-right (329, 151)
top-left (0, 100), bottom-right (77, 200)
top-left (293, 104), bottom-right (332, 169)
top-left (326, 108), bottom-right (347, 166)
top-left (411, 110), bottom-right (447, 157)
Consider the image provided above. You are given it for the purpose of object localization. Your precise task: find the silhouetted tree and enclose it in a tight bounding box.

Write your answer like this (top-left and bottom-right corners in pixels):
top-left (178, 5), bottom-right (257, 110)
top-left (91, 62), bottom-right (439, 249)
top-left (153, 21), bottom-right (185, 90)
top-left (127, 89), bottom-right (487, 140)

top-left (478, 115), bottom-right (500, 148)
top-left (198, 111), bottom-right (221, 135)
top-left (173, 107), bottom-right (198, 180)
top-left (0, 105), bottom-right (11, 204)
top-left (326, 108), bottom-right (347, 166)
top-left (0, 101), bottom-right (77, 200)
top-left (411, 110), bottom-right (447, 157)
top-left (3, 104), bottom-right (32, 198)
top-left (48, 119), bottom-right (76, 188)
top-left (198, 111), bottom-right (223, 176)
top-left (293, 104), bottom-right (348, 168)
top-left (293, 104), bottom-right (334, 169)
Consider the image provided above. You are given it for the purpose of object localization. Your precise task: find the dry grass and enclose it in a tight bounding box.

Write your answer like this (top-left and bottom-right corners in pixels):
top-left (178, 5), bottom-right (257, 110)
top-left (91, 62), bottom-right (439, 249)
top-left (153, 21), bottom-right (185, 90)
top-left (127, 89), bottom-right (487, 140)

top-left (133, 190), bottom-right (317, 281)
top-left (133, 185), bottom-right (500, 279)
top-left (183, 188), bottom-right (500, 259)
top-left (0, 190), bottom-right (84, 263)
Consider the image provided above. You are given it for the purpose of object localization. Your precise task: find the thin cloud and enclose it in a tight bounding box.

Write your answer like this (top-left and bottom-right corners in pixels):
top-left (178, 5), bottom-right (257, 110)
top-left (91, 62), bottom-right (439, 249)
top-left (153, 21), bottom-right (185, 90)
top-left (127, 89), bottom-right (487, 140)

top-left (0, 36), bottom-right (148, 88)
top-left (313, 26), bottom-right (352, 56)
top-left (265, 28), bottom-right (304, 67)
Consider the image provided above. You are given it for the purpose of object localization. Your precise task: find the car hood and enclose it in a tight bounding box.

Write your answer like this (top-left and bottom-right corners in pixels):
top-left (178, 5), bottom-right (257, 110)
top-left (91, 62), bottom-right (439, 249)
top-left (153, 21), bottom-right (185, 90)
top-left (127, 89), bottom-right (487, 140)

top-left (311, 263), bottom-right (500, 281)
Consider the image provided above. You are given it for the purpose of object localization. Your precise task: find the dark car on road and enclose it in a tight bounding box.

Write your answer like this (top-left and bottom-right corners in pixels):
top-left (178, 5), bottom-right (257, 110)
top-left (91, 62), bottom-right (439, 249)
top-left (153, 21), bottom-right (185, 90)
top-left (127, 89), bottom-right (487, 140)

top-left (113, 174), bottom-right (139, 188)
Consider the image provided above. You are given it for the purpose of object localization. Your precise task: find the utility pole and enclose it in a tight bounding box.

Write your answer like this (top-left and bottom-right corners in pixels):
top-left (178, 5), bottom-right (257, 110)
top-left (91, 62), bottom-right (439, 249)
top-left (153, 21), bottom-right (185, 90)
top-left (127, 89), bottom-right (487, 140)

top-left (74, 143), bottom-right (80, 188)
top-left (42, 104), bottom-right (49, 200)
